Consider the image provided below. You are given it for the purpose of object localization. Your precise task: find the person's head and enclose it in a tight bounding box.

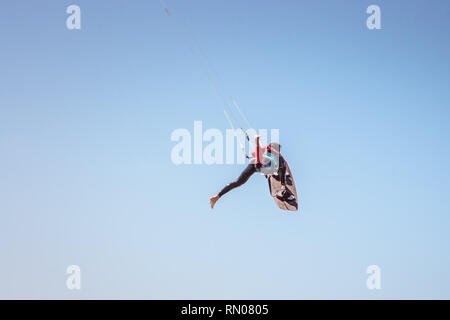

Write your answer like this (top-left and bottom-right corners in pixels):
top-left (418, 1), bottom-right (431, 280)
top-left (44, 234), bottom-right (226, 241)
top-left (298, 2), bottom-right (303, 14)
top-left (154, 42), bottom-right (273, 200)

top-left (268, 142), bottom-right (281, 153)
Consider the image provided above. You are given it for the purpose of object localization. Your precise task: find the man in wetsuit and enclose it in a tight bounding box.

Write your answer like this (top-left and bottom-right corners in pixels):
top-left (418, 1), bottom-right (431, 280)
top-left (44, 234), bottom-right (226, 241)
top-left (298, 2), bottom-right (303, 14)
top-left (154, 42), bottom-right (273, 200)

top-left (210, 135), bottom-right (287, 209)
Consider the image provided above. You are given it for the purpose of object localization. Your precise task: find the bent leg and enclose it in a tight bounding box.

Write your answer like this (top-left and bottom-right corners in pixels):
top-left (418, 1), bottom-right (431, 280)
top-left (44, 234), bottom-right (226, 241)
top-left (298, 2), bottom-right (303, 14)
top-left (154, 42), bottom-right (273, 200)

top-left (218, 164), bottom-right (256, 197)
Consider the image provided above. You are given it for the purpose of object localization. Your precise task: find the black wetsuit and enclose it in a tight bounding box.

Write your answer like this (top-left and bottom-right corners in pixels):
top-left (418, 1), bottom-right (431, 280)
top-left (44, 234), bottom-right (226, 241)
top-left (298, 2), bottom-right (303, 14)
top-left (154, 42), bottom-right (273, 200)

top-left (218, 155), bottom-right (286, 197)
top-left (218, 164), bottom-right (257, 197)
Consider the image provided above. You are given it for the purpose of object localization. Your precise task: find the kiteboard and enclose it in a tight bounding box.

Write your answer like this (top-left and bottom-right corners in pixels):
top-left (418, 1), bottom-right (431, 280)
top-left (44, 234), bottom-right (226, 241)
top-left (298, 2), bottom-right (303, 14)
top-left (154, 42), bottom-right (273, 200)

top-left (266, 161), bottom-right (298, 211)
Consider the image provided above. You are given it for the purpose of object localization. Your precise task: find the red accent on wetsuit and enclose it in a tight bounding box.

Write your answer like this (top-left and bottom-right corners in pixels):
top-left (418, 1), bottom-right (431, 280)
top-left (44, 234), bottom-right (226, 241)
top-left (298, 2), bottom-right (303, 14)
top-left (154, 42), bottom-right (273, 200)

top-left (252, 145), bottom-right (264, 164)
top-left (251, 145), bottom-right (282, 163)
top-left (252, 146), bottom-right (281, 160)
top-left (256, 144), bottom-right (261, 164)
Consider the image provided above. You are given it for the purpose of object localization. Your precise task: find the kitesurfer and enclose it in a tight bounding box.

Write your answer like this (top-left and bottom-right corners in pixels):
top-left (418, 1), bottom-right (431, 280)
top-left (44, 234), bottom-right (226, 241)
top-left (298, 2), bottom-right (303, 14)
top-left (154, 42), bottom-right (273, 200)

top-left (210, 135), bottom-right (287, 209)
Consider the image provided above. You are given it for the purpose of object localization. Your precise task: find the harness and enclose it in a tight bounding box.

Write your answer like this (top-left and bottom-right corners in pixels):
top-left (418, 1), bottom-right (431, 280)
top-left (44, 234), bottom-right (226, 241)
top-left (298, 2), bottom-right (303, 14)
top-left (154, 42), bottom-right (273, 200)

top-left (252, 145), bottom-right (284, 175)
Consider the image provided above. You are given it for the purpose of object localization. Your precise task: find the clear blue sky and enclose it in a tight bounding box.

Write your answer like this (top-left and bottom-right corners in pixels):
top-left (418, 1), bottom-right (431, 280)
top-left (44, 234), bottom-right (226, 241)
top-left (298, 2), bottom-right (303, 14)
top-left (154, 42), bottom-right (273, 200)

top-left (1, 0), bottom-right (450, 299)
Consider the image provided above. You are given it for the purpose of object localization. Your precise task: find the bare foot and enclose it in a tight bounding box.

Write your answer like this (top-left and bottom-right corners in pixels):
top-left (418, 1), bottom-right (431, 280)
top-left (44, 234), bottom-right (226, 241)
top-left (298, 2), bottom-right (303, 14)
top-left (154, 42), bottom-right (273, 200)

top-left (210, 195), bottom-right (220, 209)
